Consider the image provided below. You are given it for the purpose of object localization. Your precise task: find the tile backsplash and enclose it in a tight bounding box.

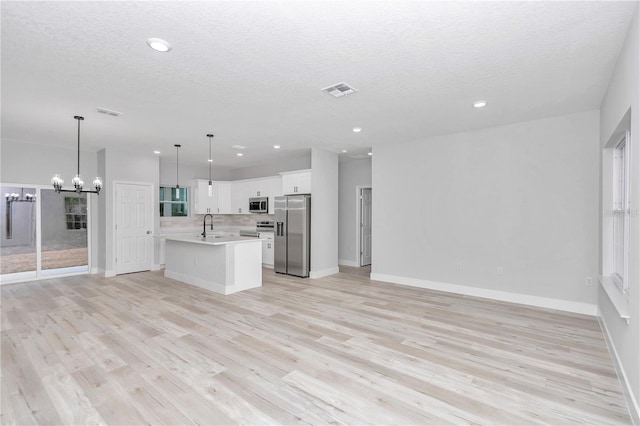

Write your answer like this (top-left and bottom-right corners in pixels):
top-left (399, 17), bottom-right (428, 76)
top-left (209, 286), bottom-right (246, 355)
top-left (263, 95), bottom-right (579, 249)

top-left (161, 214), bottom-right (274, 229)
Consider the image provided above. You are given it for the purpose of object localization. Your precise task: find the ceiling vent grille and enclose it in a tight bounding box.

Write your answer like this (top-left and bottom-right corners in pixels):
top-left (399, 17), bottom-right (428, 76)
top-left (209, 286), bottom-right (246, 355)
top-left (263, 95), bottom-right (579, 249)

top-left (231, 145), bottom-right (246, 150)
top-left (321, 82), bottom-right (357, 98)
top-left (349, 154), bottom-right (370, 160)
top-left (96, 107), bottom-right (122, 117)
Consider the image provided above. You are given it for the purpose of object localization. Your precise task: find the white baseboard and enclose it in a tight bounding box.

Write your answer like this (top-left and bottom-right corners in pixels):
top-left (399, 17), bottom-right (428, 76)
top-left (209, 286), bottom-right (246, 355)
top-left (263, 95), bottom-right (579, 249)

top-left (370, 273), bottom-right (598, 316)
top-left (339, 259), bottom-right (360, 267)
top-left (310, 266), bottom-right (340, 279)
top-left (90, 267), bottom-right (99, 275)
top-left (598, 315), bottom-right (640, 424)
top-left (151, 263), bottom-right (162, 271)
top-left (262, 264), bottom-right (274, 269)
top-left (104, 269), bottom-right (116, 278)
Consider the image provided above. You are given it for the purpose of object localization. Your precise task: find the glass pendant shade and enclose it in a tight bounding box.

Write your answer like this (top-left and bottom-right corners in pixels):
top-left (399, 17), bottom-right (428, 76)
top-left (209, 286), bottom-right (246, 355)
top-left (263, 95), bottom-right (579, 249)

top-left (208, 181), bottom-right (213, 197)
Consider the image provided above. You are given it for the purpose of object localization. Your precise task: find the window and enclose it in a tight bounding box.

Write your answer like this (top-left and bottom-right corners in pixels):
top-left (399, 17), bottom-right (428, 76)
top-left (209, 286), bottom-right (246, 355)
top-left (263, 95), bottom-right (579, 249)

top-left (611, 131), bottom-right (630, 294)
top-left (64, 196), bottom-right (87, 230)
top-left (160, 186), bottom-right (189, 217)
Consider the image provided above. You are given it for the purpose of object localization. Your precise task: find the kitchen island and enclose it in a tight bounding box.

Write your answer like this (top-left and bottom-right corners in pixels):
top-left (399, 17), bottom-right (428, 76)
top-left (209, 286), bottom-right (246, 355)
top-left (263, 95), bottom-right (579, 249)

top-left (164, 234), bottom-right (262, 295)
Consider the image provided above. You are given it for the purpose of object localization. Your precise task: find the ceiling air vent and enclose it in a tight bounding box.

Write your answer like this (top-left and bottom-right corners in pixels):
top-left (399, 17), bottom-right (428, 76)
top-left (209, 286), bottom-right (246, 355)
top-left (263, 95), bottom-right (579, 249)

top-left (96, 107), bottom-right (122, 117)
top-left (321, 82), bottom-right (357, 98)
top-left (231, 145), bottom-right (246, 150)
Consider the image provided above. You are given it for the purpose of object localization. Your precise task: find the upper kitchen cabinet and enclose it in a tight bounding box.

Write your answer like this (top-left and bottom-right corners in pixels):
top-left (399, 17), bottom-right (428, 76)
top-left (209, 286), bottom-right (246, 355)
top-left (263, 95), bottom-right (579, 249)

top-left (281, 170), bottom-right (311, 195)
top-left (267, 176), bottom-right (282, 213)
top-left (231, 180), bottom-right (250, 214)
top-left (193, 180), bottom-right (232, 214)
top-left (214, 182), bottom-right (231, 214)
top-left (192, 179), bottom-right (216, 214)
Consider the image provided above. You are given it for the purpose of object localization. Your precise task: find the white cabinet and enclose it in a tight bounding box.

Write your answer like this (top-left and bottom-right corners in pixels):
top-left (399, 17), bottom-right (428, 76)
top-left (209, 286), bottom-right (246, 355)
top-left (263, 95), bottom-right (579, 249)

top-left (214, 182), bottom-right (231, 214)
top-left (192, 180), bottom-right (216, 214)
top-left (261, 232), bottom-right (274, 266)
top-left (266, 176), bottom-right (282, 213)
top-left (281, 170), bottom-right (311, 195)
top-left (193, 180), bottom-right (232, 214)
top-left (231, 181), bottom-right (250, 214)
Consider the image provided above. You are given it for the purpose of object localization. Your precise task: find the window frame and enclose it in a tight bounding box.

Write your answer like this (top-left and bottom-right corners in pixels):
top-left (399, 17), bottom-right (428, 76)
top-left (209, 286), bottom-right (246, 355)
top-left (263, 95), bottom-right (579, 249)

top-left (611, 131), bottom-right (631, 295)
top-left (159, 185), bottom-right (190, 218)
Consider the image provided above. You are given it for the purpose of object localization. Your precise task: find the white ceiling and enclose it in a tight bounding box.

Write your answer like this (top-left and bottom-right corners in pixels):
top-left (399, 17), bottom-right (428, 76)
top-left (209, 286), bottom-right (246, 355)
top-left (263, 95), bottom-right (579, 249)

top-left (1, 1), bottom-right (637, 168)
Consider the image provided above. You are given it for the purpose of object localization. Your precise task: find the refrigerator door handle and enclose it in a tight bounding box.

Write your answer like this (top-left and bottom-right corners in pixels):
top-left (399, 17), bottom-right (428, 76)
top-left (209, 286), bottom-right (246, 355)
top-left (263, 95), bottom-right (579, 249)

top-left (276, 222), bottom-right (284, 236)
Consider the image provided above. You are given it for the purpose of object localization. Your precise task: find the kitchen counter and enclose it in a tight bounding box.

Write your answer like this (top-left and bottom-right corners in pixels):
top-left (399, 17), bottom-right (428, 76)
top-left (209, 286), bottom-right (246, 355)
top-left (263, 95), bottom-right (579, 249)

top-left (164, 235), bottom-right (262, 295)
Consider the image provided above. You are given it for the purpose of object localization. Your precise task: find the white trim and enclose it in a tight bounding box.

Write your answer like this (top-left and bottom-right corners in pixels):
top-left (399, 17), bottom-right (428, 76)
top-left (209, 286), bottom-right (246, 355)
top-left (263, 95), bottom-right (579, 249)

top-left (310, 266), bottom-right (340, 279)
top-left (598, 315), bottom-right (640, 424)
top-left (104, 269), bottom-right (116, 278)
top-left (370, 273), bottom-right (598, 316)
top-left (0, 271), bottom-right (37, 285)
top-left (151, 263), bottom-right (163, 271)
top-left (0, 271), bottom-right (89, 285)
top-left (339, 259), bottom-right (359, 267)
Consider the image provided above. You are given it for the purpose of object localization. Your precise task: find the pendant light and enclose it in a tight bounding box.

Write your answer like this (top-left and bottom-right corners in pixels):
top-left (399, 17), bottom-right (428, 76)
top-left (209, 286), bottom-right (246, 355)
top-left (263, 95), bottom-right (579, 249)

top-left (206, 134), bottom-right (214, 197)
top-left (51, 116), bottom-right (102, 194)
top-left (174, 144), bottom-right (181, 198)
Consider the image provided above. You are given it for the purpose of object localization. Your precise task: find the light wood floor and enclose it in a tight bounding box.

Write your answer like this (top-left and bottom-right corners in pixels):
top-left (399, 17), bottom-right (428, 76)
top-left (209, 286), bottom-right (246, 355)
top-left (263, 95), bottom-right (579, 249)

top-left (1, 268), bottom-right (631, 425)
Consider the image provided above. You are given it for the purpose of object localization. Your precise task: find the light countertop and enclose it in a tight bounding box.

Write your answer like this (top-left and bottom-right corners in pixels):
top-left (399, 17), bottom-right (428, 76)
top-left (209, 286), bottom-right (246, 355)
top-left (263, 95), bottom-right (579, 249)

top-left (164, 234), bottom-right (264, 246)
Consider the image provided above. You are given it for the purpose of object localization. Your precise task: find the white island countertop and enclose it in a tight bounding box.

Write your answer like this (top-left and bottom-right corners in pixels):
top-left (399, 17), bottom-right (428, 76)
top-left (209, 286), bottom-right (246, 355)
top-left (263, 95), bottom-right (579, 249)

top-left (164, 234), bottom-right (264, 245)
top-left (164, 234), bottom-right (263, 295)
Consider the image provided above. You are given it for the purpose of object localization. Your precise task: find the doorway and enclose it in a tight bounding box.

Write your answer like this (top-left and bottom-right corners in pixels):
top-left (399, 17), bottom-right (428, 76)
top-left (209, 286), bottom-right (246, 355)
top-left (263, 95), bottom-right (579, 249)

top-left (115, 182), bottom-right (153, 275)
top-left (358, 186), bottom-right (372, 267)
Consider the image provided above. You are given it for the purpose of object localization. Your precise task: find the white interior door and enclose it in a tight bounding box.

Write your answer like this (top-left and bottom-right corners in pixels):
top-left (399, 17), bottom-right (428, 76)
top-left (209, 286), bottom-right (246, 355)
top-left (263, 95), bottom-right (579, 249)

top-left (360, 187), bottom-right (372, 266)
top-left (116, 183), bottom-right (152, 275)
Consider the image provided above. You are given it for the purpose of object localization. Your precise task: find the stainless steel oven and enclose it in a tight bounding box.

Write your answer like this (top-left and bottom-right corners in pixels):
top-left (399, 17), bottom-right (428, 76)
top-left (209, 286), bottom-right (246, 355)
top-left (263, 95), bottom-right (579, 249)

top-left (249, 197), bottom-right (268, 213)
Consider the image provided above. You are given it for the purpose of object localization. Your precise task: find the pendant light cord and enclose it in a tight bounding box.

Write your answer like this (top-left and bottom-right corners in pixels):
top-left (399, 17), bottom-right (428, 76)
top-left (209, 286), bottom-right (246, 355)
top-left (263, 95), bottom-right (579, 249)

top-left (74, 115), bottom-right (84, 177)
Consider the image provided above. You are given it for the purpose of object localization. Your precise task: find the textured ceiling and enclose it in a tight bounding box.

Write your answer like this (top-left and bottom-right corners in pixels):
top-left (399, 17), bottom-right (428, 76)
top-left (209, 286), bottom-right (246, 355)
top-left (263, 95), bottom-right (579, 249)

top-left (1, 1), bottom-right (637, 168)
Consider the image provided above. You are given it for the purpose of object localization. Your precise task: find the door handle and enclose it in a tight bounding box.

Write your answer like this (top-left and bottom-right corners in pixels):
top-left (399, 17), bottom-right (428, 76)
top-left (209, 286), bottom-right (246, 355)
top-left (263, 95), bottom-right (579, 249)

top-left (146, 230), bottom-right (152, 234)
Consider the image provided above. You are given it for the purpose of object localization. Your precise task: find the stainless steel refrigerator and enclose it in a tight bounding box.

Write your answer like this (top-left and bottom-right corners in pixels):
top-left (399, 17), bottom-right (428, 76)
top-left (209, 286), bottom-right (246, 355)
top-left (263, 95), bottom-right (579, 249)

top-left (274, 195), bottom-right (310, 277)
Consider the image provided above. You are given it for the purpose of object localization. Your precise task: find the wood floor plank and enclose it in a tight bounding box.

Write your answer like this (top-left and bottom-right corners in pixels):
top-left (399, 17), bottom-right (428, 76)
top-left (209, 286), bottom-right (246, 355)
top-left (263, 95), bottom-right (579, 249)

top-left (0, 268), bottom-right (632, 425)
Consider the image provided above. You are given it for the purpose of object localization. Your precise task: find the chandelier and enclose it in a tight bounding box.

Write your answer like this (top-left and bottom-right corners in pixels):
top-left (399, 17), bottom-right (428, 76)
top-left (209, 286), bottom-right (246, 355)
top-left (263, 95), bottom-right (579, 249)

top-left (51, 116), bottom-right (102, 194)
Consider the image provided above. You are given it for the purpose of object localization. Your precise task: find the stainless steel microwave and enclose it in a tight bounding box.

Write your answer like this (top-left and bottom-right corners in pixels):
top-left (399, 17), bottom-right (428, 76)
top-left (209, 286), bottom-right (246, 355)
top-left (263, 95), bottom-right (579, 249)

top-left (249, 197), bottom-right (268, 213)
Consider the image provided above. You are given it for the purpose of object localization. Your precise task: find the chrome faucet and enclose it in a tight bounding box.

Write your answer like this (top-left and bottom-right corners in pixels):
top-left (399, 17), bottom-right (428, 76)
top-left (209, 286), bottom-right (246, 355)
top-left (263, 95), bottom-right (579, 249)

top-left (202, 214), bottom-right (214, 238)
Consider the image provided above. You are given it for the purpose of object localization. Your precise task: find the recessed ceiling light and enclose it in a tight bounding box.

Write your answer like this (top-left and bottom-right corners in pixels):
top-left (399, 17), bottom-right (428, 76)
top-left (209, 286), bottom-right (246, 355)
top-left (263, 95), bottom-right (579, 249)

top-left (368, 152), bottom-right (372, 156)
top-left (273, 145), bottom-right (280, 149)
top-left (208, 159), bottom-right (213, 163)
top-left (473, 100), bottom-right (487, 108)
top-left (146, 38), bottom-right (172, 52)
top-left (342, 149), bottom-right (348, 153)
top-left (153, 150), bottom-right (161, 154)
top-left (352, 127), bottom-right (362, 133)
top-left (237, 153), bottom-right (243, 157)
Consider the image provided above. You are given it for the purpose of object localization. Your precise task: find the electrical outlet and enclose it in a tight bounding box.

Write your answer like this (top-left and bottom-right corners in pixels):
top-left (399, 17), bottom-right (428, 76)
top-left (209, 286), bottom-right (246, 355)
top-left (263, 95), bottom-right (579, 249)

top-left (497, 267), bottom-right (503, 276)
top-left (456, 262), bottom-right (462, 271)
top-left (586, 276), bottom-right (593, 286)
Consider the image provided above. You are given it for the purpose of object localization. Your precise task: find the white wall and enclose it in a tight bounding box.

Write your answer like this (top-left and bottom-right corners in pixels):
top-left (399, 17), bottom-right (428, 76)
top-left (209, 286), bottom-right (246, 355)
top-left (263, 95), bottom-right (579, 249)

top-left (598, 4), bottom-right (640, 422)
top-left (338, 158), bottom-right (372, 266)
top-left (310, 148), bottom-right (339, 278)
top-left (159, 157), bottom-right (231, 186)
top-left (229, 153), bottom-right (311, 181)
top-left (371, 110), bottom-right (600, 314)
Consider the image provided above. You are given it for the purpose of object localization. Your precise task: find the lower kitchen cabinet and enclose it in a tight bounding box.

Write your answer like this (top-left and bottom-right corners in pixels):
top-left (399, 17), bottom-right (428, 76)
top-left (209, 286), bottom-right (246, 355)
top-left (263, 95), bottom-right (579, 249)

top-left (261, 232), bottom-right (274, 266)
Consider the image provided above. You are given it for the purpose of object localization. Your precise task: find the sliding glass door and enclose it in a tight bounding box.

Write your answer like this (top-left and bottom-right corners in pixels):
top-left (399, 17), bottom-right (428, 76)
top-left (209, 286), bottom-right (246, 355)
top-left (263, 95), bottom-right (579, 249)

top-left (40, 189), bottom-right (88, 276)
top-left (0, 186), bottom-right (37, 281)
top-left (0, 185), bottom-right (89, 284)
